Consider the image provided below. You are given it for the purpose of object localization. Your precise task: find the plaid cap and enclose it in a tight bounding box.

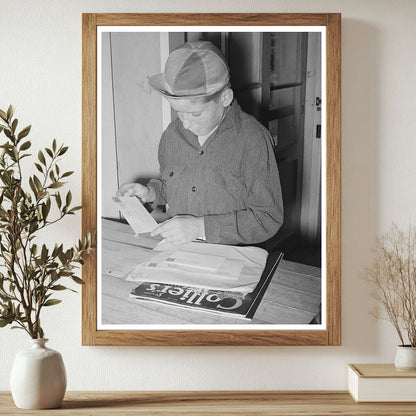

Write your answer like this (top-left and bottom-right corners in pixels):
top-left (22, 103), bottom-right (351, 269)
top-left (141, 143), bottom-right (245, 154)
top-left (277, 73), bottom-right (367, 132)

top-left (148, 41), bottom-right (230, 99)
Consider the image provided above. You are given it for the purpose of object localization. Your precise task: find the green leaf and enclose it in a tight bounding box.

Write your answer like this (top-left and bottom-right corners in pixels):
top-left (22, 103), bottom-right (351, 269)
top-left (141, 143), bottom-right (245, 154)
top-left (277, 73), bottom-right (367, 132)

top-left (50, 284), bottom-right (68, 291)
top-left (69, 206), bottom-right (82, 214)
top-left (52, 243), bottom-right (63, 258)
top-left (0, 292), bottom-right (12, 302)
top-left (38, 150), bottom-right (46, 165)
top-left (58, 250), bottom-right (67, 264)
top-left (61, 171), bottom-right (74, 178)
top-left (71, 276), bottom-right (85, 285)
top-left (34, 163), bottom-right (43, 173)
top-left (19, 141), bottom-right (31, 152)
top-left (65, 191), bottom-right (72, 207)
top-left (29, 177), bottom-right (38, 197)
top-left (52, 139), bottom-right (57, 152)
top-left (17, 125), bottom-right (31, 140)
top-left (33, 175), bottom-right (43, 192)
top-left (0, 317), bottom-right (13, 327)
top-left (11, 118), bottom-right (18, 133)
top-left (6, 105), bottom-right (14, 122)
top-left (41, 244), bottom-right (48, 262)
top-left (59, 271), bottom-right (74, 277)
top-left (43, 299), bottom-right (62, 307)
top-left (38, 325), bottom-right (44, 339)
top-left (0, 109), bottom-right (7, 121)
top-left (55, 192), bottom-right (62, 208)
top-left (41, 202), bottom-right (50, 220)
top-left (45, 148), bottom-right (53, 158)
top-left (19, 140), bottom-right (32, 151)
top-left (3, 128), bottom-right (12, 140)
top-left (48, 182), bottom-right (64, 189)
top-left (31, 244), bottom-right (38, 256)
top-left (58, 146), bottom-right (68, 156)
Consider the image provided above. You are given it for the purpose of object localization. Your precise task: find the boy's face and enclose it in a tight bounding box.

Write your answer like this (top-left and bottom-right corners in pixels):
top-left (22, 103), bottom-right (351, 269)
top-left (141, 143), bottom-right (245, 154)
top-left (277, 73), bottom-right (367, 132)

top-left (167, 96), bottom-right (226, 137)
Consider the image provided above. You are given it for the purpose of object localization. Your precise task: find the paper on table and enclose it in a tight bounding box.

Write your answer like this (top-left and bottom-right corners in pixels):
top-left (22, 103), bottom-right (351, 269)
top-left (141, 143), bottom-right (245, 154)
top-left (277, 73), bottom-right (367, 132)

top-left (163, 251), bottom-right (226, 272)
top-left (112, 196), bottom-right (158, 234)
top-left (141, 251), bottom-right (242, 279)
top-left (126, 241), bottom-right (268, 292)
top-left (154, 240), bottom-right (267, 267)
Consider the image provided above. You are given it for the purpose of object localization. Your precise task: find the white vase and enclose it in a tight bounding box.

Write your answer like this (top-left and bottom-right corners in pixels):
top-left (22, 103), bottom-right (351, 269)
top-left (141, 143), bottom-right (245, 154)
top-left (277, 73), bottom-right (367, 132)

top-left (394, 345), bottom-right (416, 371)
top-left (10, 338), bottom-right (67, 409)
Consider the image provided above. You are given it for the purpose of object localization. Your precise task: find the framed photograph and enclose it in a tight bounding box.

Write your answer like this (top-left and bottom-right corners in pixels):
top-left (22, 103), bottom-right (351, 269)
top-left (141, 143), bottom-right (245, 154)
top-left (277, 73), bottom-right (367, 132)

top-left (82, 13), bottom-right (341, 346)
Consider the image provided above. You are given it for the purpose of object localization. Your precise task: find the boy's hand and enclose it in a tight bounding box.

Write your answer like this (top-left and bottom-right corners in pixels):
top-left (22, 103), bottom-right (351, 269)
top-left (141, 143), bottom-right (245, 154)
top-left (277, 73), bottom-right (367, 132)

top-left (151, 215), bottom-right (205, 245)
top-left (116, 183), bottom-right (156, 203)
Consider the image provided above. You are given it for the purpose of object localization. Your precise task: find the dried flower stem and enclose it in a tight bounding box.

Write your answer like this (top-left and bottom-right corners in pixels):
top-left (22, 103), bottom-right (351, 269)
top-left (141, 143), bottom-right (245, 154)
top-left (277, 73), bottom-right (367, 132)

top-left (363, 223), bottom-right (416, 347)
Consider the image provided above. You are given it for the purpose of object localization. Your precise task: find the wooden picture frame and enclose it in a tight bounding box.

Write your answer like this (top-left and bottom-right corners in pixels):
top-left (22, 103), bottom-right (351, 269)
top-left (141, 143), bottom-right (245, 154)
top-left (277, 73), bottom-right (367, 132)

top-left (82, 13), bottom-right (341, 346)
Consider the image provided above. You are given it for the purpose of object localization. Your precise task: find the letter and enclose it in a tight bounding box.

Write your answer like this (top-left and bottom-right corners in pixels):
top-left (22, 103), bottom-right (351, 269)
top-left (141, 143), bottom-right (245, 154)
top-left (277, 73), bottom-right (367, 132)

top-left (186, 291), bottom-right (202, 304)
top-left (168, 287), bottom-right (184, 296)
top-left (194, 292), bottom-right (207, 306)
top-left (146, 283), bottom-right (161, 292)
top-left (206, 294), bottom-right (222, 303)
top-left (180, 289), bottom-right (194, 301)
top-left (216, 296), bottom-right (243, 311)
top-left (159, 285), bottom-right (172, 294)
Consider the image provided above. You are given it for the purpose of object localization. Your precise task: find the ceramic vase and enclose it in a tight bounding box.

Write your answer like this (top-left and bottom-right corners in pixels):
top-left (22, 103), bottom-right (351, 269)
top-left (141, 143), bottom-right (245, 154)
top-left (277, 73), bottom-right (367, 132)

top-left (394, 345), bottom-right (416, 371)
top-left (10, 338), bottom-right (67, 409)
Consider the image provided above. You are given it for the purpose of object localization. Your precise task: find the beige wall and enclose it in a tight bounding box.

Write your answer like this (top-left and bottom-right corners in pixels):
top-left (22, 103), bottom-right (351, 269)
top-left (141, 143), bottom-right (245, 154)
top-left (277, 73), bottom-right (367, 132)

top-left (1, 0), bottom-right (416, 391)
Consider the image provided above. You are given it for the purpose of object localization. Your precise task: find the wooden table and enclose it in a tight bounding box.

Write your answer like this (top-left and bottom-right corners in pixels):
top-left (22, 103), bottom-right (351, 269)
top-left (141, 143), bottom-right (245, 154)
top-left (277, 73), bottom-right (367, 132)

top-left (2, 391), bottom-right (416, 415)
top-left (101, 219), bottom-right (321, 325)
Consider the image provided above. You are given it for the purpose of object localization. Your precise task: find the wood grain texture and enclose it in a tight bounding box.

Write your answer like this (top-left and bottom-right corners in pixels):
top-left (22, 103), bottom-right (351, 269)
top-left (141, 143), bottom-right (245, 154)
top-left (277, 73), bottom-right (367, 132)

top-left (2, 391), bottom-right (416, 415)
top-left (81, 13), bottom-right (98, 346)
top-left (95, 13), bottom-right (330, 27)
top-left (326, 13), bottom-right (342, 346)
top-left (350, 364), bottom-right (416, 378)
top-left (81, 13), bottom-right (341, 346)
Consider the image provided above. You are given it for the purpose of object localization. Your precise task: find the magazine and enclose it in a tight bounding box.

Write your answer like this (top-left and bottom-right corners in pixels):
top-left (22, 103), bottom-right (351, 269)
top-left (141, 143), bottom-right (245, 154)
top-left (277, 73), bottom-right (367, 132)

top-left (130, 251), bottom-right (283, 319)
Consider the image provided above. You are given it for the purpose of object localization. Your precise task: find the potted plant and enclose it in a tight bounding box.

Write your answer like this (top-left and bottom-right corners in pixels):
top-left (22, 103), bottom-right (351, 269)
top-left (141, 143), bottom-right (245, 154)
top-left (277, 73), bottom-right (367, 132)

top-left (0, 105), bottom-right (95, 408)
top-left (363, 223), bottom-right (416, 370)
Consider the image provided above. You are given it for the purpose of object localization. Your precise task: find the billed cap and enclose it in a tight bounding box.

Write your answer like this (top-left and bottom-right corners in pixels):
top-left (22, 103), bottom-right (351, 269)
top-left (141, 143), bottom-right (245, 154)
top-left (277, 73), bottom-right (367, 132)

top-left (148, 41), bottom-right (230, 99)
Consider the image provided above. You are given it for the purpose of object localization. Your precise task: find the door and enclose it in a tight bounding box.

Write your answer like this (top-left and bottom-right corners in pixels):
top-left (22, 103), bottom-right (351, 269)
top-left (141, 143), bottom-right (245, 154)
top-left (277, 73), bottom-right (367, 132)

top-left (188, 31), bottom-right (320, 264)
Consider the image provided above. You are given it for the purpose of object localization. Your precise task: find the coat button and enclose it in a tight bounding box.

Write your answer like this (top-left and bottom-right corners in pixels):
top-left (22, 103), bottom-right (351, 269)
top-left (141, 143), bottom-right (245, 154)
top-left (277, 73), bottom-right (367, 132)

top-left (169, 172), bottom-right (174, 177)
top-left (199, 150), bottom-right (204, 155)
top-left (192, 186), bottom-right (197, 192)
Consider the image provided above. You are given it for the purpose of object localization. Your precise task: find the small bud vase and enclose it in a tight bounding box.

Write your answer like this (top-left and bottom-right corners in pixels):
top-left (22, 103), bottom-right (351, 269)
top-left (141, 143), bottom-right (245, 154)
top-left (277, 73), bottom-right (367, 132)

top-left (394, 345), bottom-right (416, 371)
top-left (10, 339), bottom-right (67, 409)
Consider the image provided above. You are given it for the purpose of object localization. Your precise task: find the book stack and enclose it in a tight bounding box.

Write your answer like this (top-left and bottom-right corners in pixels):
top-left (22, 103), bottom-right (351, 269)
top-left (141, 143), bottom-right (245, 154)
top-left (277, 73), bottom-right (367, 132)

top-left (348, 364), bottom-right (416, 402)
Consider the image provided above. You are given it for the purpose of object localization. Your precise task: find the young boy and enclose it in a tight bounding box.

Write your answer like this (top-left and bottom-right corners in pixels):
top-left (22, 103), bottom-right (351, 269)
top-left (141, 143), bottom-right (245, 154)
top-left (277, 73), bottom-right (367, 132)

top-left (117, 40), bottom-right (283, 246)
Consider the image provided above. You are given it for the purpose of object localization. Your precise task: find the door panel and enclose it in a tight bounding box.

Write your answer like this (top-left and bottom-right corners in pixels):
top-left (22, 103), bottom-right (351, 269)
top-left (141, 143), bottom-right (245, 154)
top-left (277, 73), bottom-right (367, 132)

top-left (184, 31), bottom-right (312, 260)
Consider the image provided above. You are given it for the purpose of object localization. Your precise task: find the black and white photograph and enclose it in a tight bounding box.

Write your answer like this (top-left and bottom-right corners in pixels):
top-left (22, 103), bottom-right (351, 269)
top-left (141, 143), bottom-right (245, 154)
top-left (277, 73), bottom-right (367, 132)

top-left (97, 28), bottom-right (325, 330)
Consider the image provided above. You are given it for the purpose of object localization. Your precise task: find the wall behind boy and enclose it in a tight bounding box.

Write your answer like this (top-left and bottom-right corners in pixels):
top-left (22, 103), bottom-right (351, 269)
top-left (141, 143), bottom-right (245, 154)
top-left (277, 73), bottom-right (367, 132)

top-left (1, 0), bottom-right (416, 390)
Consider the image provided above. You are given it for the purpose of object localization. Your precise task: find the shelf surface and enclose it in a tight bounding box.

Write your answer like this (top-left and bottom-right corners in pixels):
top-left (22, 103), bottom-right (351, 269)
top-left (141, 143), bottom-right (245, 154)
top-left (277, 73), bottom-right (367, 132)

top-left (2, 391), bottom-right (416, 415)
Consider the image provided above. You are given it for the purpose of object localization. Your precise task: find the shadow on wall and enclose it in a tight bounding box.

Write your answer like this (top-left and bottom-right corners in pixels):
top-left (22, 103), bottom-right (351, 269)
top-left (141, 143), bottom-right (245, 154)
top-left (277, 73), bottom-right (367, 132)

top-left (340, 19), bottom-right (381, 356)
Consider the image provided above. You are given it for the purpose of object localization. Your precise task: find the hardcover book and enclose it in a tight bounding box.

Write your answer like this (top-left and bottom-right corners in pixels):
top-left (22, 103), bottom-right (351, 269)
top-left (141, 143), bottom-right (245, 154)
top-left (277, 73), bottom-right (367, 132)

top-left (130, 251), bottom-right (283, 319)
top-left (348, 364), bottom-right (416, 402)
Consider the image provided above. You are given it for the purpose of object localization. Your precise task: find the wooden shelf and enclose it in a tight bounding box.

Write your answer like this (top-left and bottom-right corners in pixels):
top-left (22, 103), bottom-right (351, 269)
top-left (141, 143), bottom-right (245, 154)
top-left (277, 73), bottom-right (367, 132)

top-left (1, 391), bottom-right (416, 415)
